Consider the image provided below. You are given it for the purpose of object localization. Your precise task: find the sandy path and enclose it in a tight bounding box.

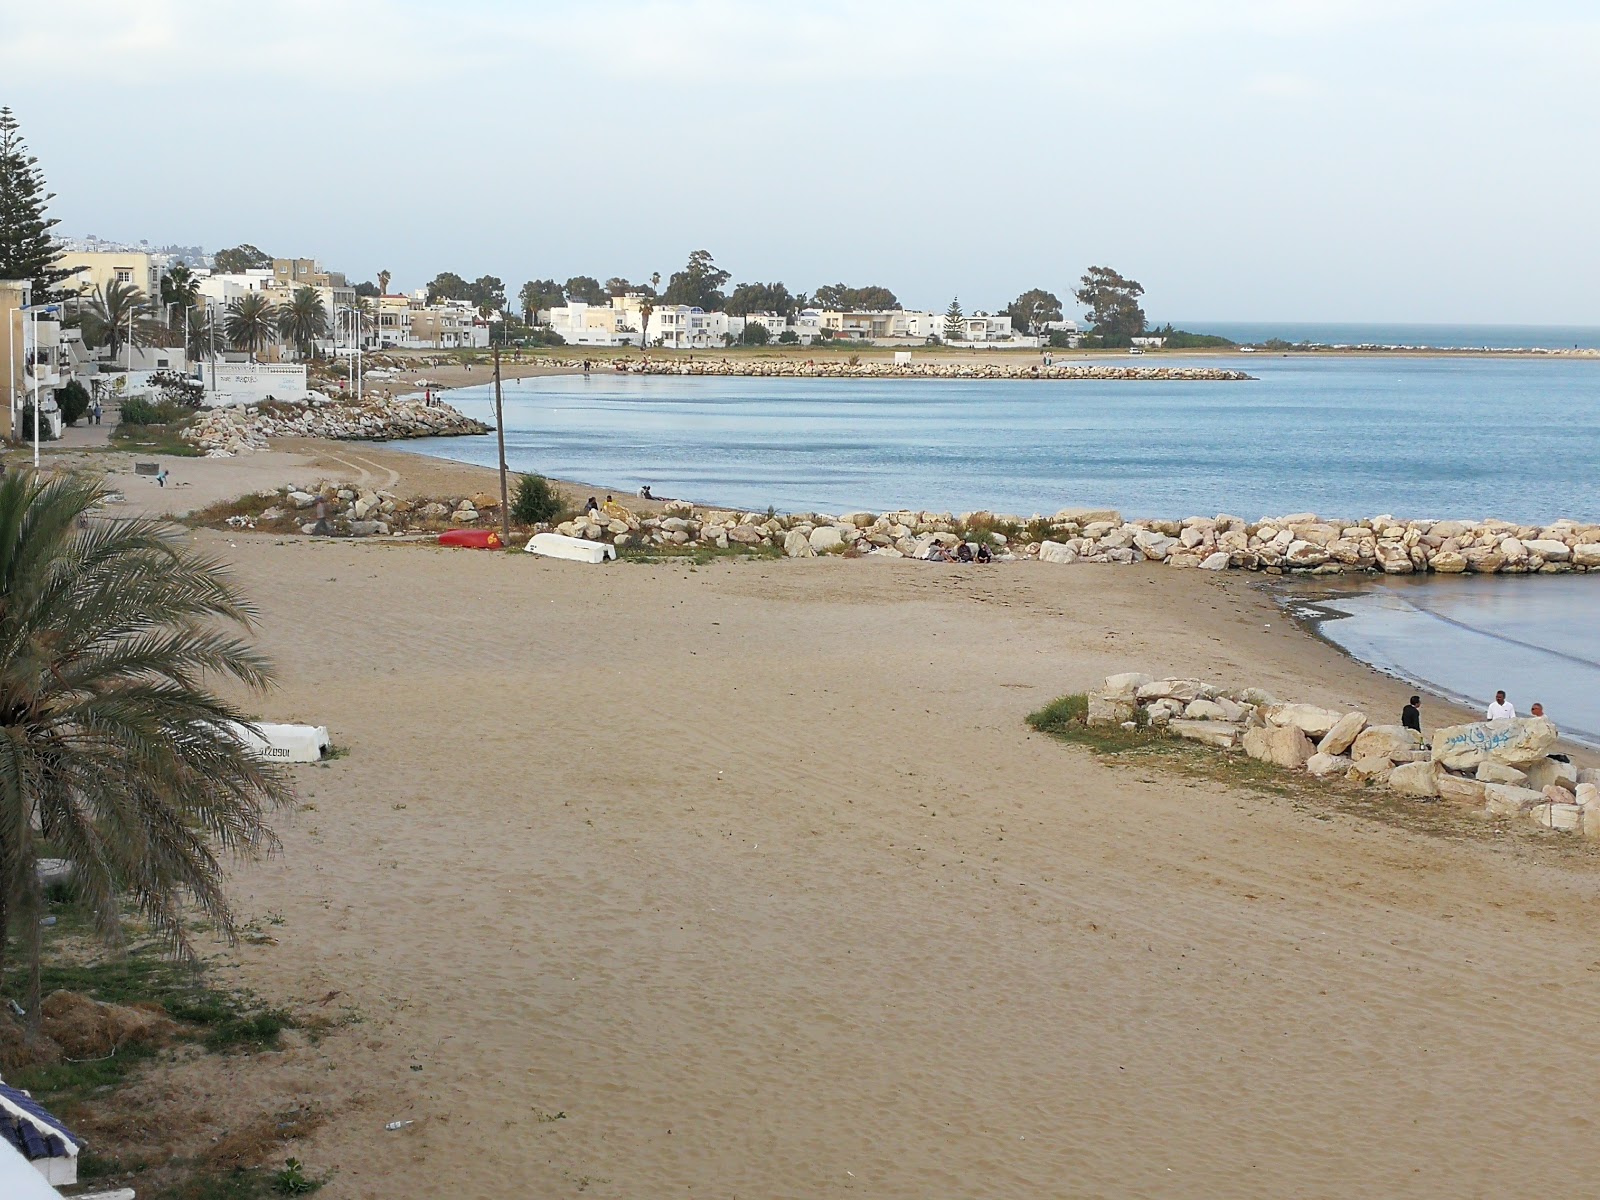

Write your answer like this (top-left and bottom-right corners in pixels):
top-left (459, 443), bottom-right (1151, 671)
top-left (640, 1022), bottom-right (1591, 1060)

top-left (195, 537), bottom-right (1600, 1199)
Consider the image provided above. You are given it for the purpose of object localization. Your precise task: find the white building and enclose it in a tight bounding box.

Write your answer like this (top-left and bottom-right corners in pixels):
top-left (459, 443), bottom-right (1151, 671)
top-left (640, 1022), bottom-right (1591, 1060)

top-left (549, 300), bottom-right (627, 346)
top-left (201, 361), bottom-right (309, 406)
top-left (647, 305), bottom-right (733, 349)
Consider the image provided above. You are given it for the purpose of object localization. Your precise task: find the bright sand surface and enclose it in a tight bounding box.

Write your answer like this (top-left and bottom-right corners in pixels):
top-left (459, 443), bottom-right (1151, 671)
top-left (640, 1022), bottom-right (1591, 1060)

top-left (48, 442), bottom-right (1600, 1197)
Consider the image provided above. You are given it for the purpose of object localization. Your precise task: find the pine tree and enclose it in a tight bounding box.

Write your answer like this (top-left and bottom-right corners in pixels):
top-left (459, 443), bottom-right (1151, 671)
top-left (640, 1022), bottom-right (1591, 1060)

top-left (0, 108), bottom-right (72, 300)
top-left (943, 296), bottom-right (965, 343)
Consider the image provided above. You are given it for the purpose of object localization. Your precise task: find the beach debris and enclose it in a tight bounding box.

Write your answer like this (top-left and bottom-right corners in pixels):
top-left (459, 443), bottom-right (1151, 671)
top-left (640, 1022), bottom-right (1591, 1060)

top-left (384, 1121), bottom-right (413, 1132)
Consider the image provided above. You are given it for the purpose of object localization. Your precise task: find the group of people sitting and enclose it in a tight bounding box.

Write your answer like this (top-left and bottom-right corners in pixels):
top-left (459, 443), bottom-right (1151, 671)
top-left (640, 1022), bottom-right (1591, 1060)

top-left (927, 541), bottom-right (993, 564)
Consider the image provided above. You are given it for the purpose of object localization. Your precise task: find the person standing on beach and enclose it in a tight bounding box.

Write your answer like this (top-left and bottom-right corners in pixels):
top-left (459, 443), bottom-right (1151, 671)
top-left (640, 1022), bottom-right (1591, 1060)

top-left (1487, 690), bottom-right (1516, 720)
top-left (1530, 702), bottom-right (1546, 718)
top-left (1402, 696), bottom-right (1422, 733)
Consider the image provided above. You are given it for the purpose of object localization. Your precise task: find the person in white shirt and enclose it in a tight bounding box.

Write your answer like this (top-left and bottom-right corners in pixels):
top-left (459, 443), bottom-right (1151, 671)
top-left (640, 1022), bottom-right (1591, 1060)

top-left (1486, 690), bottom-right (1516, 720)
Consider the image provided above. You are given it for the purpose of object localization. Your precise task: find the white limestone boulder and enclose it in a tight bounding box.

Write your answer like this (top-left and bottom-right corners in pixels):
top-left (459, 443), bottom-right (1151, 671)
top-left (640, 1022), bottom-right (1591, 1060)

top-left (1102, 672), bottom-right (1154, 700)
top-left (1474, 762), bottom-right (1528, 785)
top-left (1168, 720), bottom-right (1242, 748)
top-left (784, 529), bottom-right (816, 558)
top-left (1522, 758), bottom-right (1577, 791)
top-left (1436, 773), bottom-right (1487, 804)
top-left (1266, 703), bottom-right (1344, 739)
top-left (1037, 540), bottom-right (1078, 564)
top-left (1350, 724), bottom-right (1423, 763)
top-left (1482, 782), bottom-right (1547, 817)
top-left (1086, 693), bottom-right (1136, 727)
top-left (1388, 760), bottom-right (1439, 797)
top-left (1317, 711), bottom-right (1367, 756)
top-left (1431, 717), bottom-right (1559, 771)
top-left (1267, 724), bottom-right (1315, 769)
top-left (1305, 752), bottom-right (1352, 778)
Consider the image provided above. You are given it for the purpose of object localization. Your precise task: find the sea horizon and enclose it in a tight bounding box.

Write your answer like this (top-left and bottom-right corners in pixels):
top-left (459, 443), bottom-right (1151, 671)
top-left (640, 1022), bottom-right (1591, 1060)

top-left (1166, 320), bottom-right (1600, 351)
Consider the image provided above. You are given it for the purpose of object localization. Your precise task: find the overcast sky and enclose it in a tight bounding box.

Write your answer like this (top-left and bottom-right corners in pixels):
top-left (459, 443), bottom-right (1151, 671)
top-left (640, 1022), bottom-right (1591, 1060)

top-left (3, 0), bottom-right (1597, 323)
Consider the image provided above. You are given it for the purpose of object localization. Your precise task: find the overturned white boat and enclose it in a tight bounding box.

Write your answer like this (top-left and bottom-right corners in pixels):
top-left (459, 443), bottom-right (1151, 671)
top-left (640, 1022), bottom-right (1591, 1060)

top-left (524, 532), bottom-right (615, 564)
top-left (225, 721), bottom-right (332, 763)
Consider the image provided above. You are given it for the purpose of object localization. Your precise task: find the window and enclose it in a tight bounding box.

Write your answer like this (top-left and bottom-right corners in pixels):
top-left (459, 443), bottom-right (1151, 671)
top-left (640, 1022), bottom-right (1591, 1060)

top-left (116, 269), bottom-right (132, 283)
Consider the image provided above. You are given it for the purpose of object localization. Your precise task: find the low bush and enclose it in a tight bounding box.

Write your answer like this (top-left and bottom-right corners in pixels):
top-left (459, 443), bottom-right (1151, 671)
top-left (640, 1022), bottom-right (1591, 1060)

top-left (55, 379), bottom-right (90, 425)
top-left (511, 473), bottom-right (564, 525)
top-left (148, 369), bottom-right (206, 408)
top-left (119, 397), bottom-right (192, 426)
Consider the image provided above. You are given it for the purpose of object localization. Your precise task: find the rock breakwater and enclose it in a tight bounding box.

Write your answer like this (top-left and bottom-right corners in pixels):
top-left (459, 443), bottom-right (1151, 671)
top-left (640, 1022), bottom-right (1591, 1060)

top-left (599, 359), bottom-right (1251, 382)
top-left (215, 487), bottom-right (1600, 577)
top-left (184, 396), bottom-right (488, 455)
top-left (1085, 673), bottom-right (1599, 835)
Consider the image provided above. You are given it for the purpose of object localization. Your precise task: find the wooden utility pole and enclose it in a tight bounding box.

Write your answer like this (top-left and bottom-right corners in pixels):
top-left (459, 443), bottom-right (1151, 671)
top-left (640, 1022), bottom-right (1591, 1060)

top-left (493, 344), bottom-right (510, 546)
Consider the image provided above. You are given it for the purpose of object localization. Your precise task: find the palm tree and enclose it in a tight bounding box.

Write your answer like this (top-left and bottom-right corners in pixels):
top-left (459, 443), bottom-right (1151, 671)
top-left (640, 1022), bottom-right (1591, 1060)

top-left (159, 263), bottom-right (200, 310)
top-left (80, 280), bottom-right (150, 362)
top-left (377, 269), bottom-right (391, 296)
top-left (224, 292), bottom-right (279, 360)
top-left (277, 286), bottom-right (329, 360)
top-left (186, 304), bottom-right (217, 363)
top-left (0, 473), bottom-right (291, 1020)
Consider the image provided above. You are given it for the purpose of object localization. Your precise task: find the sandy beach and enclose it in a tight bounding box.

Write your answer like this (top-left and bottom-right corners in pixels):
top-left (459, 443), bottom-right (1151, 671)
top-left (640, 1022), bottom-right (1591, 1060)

top-left (50, 444), bottom-right (1587, 1200)
top-left (30, 440), bottom-right (1600, 1197)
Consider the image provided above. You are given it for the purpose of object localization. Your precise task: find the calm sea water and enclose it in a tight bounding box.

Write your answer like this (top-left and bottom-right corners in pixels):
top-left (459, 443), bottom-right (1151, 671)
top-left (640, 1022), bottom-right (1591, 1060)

top-left (1173, 321), bottom-right (1600, 350)
top-left (402, 355), bottom-right (1600, 521)
top-left (1283, 576), bottom-right (1600, 747)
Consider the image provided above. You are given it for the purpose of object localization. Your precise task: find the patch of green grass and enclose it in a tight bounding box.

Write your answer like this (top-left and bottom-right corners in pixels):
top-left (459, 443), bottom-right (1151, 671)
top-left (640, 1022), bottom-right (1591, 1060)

top-left (110, 421), bottom-right (203, 457)
top-left (203, 1009), bottom-right (291, 1053)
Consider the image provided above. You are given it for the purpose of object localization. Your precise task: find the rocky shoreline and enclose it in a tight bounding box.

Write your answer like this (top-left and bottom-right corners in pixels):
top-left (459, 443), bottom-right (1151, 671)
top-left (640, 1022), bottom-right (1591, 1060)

top-left (183, 396), bottom-right (489, 454)
top-left (216, 482), bottom-right (1600, 577)
top-left (1085, 672), bottom-right (1598, 835)
top-left (549, 504), bottom-right (1600, 575)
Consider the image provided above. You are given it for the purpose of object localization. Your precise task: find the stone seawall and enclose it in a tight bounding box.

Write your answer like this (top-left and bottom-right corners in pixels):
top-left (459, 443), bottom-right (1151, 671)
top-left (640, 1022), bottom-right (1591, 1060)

top-left (184, 396), bottom-right (489, 454)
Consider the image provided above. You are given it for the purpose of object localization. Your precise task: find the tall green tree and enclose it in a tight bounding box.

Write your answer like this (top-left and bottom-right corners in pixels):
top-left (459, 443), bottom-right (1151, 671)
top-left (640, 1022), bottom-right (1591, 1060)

top-left (943, 297), bottom-right (965, 342)
top-left (564, 275), bottom-right (607, 306)
top-left (0, 472), bottom-right (291, 1019)
top-left (605, 276), bottom-right (654, 299)
top-left (468, 275), bottom-right (506, 317)
top-left (224, 292), bottom-right (279, 359)
top-left (1006, 288), bottom-right (1063, 335)
top-left (353, 280), bottom-right (380, 298)
top-left (662, 250), bottom-right (730, 311)
top-left (811, 283), bottom-right (899, 311)
top-left (276, 285), bottom-right (329, 359)
top-left (520, 279), bottom-right (566, 323)
top-left (80, 280), bottom-right (150, 362)
top-left (0, 108), bottom-right (74, 300)
top-left (726, 282), bottom-right (794, 317)
top-left (212, 243), bottom-right (272, 274)
top-left (425, 271), bottom-right (469, 304)
top-left (1074, 266), bottom-right (1146, 338)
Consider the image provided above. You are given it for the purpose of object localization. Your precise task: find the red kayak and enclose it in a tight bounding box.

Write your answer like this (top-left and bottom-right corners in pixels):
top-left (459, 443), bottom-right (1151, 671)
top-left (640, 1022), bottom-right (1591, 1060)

top-left (438, 529), bottom-right (503, 549)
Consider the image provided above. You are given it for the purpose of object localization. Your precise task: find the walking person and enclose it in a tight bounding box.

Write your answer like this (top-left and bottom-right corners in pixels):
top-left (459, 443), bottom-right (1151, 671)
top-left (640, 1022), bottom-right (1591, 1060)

top-left (1486, 690), bottom-right (1516, 720)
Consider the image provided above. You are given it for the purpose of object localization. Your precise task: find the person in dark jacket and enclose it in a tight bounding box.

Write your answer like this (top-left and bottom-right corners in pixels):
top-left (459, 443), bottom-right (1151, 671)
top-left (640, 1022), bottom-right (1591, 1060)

top-left (1401, 695), bottom-right (1422, 732)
